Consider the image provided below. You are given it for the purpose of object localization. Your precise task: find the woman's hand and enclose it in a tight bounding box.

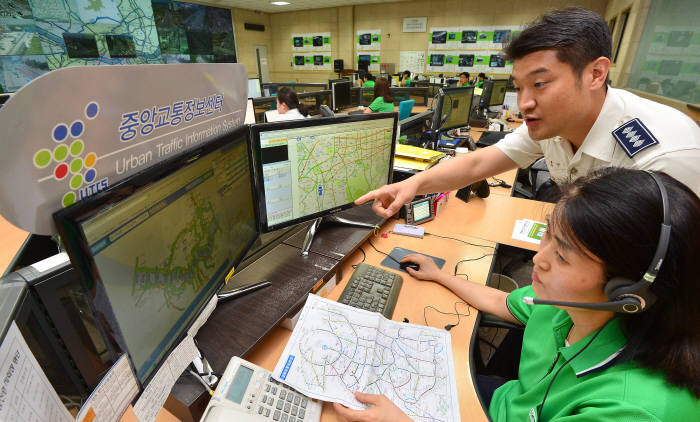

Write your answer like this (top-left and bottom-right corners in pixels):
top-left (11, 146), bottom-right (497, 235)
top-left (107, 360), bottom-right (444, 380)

top-left (333, 392), bottom-right (412, 422)
top-left (400, 253), bottom-right (444, 282)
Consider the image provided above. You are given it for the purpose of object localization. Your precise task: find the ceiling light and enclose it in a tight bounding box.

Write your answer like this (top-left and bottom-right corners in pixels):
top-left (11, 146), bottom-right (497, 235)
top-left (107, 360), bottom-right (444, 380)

top-left (271, 1), bottom-right (290, 5)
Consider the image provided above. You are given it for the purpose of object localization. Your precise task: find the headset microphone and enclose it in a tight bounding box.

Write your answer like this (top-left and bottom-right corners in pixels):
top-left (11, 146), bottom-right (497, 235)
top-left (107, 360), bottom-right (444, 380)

top-left (522, 295), bottom-right (644, 314)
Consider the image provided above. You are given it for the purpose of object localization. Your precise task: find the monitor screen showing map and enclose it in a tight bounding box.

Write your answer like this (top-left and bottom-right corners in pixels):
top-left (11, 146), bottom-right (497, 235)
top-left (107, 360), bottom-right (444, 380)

top-left (251, 114), bottom-right (397, 232)
top-left (54, 125), bottom-right (258, 384)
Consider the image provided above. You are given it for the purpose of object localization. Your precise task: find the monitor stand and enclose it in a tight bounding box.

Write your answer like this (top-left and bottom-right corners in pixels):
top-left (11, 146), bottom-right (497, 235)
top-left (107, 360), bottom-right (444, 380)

top-left (301, 215), bottom-right (379, 256)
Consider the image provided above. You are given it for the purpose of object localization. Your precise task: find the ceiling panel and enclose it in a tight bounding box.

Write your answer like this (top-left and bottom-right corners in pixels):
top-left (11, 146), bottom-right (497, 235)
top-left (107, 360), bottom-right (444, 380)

top-left (206, 0), bottom-right (410, 14)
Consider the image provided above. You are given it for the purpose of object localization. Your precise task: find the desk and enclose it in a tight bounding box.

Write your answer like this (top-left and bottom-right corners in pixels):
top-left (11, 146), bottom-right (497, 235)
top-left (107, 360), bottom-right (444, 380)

top-left (245, 193), bottom-right (554, 422)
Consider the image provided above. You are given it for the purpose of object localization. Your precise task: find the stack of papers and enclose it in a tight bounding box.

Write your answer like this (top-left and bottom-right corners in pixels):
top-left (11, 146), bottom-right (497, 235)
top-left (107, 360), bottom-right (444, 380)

top-left (512, 219), bottom-right (547, 244)
top-left (273, 294), bottom-right (461, 421)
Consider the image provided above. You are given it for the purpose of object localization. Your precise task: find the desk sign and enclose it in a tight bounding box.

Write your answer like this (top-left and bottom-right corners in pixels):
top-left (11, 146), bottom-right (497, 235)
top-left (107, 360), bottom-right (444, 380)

top-left (0, 63), bottom-right (248, 235)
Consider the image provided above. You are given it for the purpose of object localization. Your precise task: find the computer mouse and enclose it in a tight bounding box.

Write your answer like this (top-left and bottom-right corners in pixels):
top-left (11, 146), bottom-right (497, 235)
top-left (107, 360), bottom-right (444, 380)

top-left (400, 261), bottom-right (420, 272)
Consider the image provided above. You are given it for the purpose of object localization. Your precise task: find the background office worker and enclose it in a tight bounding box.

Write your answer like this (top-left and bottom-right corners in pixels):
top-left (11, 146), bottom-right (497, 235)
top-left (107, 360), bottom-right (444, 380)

top-left (275, 86), bottom-right (310, 120)
top-left (475, 72), bottom-right (487, 88)
top-left (356, 7), bottom-right (700, 216)
top-left (399, 70), bottom-right (412, 87)
top-left (336, 168), bottom-right (700, 421)
top-left (364, 77), bottom-right (395, 113)
top-left (358, 72), bottom-right (375, 88)
top-left (458, 72), bottom-right (470, 87)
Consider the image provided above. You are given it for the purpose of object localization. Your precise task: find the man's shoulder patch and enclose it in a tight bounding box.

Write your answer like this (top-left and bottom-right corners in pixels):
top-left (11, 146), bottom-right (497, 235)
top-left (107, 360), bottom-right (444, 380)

top-left (612, 118), bottom-right (659, 158)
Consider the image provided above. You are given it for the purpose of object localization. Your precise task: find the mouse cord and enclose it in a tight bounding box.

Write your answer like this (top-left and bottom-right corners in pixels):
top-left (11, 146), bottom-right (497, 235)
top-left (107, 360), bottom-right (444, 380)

top-left (367, 238), bottom-right (402, 265)
top-left (424, 301), bottom-right (472, 330)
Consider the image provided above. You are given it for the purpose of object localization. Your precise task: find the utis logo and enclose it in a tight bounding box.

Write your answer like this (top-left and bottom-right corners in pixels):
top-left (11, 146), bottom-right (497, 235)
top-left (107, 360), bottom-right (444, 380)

top-left (32, 101), bottom-right (108, 207)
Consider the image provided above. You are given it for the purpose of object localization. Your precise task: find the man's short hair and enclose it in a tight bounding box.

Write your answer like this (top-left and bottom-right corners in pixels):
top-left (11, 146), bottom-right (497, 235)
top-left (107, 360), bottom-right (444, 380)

top-left (505, 7), bottom-right (611, 78)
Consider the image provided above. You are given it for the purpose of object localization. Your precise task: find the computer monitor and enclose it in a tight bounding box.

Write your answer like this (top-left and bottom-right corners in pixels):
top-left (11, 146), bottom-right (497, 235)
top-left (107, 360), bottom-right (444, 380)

top-left (248, 78), bottom-right (262, 98)
top-left (264, 84), bottom-right (278, 97)
top-left (331, 80), bottom-right (352, 111)
top-left (250, 114), bottom-right (398, 232)
top-left (399, 110), bottom-right (434, 146)
top-left (54, 125), bottom-right (258, 384)
top-left (328, 78), bottom-right (344, 89)
top-left (431, 86), bottom-right (475, 131)
top-left (480, 78), bottom-right (508, 107)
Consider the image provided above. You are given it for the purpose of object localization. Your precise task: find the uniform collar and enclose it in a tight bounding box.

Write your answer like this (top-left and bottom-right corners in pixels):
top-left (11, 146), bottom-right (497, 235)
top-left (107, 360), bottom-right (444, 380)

top-left (577, 87), bottom-right (625, 163)
top-left (558, 316), bottom-right (626, 378)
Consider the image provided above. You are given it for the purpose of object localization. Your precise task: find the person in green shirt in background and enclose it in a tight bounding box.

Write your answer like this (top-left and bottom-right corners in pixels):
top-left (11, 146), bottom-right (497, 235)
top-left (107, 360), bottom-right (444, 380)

top-left (458, 71), bottom-right (470, 87)
top-left (400, 70), bottom-right (412, 87)
top-left (334, 167), bottom-right (700, 421)
top-left (364, 77), bottom-right (394, 113)
top-left (358, 71), bottom-right (375, 88)
top-left (475, 72), bottom-right (487, 88)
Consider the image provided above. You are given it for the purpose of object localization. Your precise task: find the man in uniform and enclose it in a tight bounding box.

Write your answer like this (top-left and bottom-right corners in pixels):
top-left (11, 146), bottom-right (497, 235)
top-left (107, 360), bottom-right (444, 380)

top-left (356, 7), bottom-right (700, 217)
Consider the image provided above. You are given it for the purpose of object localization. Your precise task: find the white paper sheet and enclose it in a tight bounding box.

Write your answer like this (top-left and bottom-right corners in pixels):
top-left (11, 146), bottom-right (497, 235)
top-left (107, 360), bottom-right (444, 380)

top-left (274, 294), bottom-right (461, 422)
top-left (76, 354), bottom-right (138, 422)
top-left (0, 321), bottom-right (73, 422)
top-left (512, 219), bottom-right (547, 244)
top-left (132, 335), bottom-right (198, 422)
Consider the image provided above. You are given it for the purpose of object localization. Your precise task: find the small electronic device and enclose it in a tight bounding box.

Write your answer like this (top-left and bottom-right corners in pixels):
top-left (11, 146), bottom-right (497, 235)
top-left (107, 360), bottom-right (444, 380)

top-left (393, 223), bottom-right (425, 238)
top-left (201, 356), bottom-right (322, 422)
top-left (399, 261), bottom-right (420, 272)
top-left (403, 197), bottom-right (435, 225)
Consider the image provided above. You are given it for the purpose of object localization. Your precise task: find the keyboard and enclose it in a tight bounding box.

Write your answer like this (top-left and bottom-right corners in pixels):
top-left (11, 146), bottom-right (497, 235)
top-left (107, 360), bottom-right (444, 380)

top-left (337, 263), bottom-right (403, 318)
top-left (476, 130), bottom-right (508, 147)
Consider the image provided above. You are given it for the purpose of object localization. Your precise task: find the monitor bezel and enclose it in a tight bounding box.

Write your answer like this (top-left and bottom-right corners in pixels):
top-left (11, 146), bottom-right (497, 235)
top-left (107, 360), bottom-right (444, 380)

top-left (53, 124), bottom-right (259, 388)
top-left (481, 78), bottom-right (509, 107)
top-left (250, 113), bottom-right (398, 233)
top-left (331, 80), bottom-right (352, 111)
top-left (432, 86), bottom-right (475, 131)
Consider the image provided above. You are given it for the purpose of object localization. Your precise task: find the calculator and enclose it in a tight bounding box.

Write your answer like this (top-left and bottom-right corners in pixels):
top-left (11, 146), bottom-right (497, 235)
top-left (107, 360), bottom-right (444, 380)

top-left (200, 356), bottom-right (322, 422)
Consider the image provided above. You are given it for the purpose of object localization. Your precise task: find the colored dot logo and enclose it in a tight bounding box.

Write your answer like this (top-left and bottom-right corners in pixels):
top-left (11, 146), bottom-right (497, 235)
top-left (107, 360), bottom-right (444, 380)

top-left (34, 101), bottom-right (102, 207)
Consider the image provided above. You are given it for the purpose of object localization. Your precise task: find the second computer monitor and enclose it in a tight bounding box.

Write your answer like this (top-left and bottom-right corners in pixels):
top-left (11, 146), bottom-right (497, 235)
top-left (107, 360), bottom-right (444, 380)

top-left (480, 78), bottom-right (508, 107)
top-left (432, 86), bottom-right (475, 131)
top-left (248, 78), bottom-right (262, 98)
top-left (331, 81), bottom-right (352, 111)
top-left (250, 114), bottom-right (398, 232)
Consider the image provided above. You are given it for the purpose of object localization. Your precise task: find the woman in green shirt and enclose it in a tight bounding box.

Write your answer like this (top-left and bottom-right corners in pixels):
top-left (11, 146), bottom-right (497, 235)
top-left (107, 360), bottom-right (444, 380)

top-left (400, 70), bottom-right (412, 87)
top-left (364, 77), bottom-right (394, 113)
top-left (334, 168), bottom-right (700, 421)
top-left (358, 72), bottom-right (375, 88)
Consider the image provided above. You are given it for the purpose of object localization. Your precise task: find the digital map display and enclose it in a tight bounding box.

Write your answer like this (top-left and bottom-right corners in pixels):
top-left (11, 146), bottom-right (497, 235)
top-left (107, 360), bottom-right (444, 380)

top-left (82, 140), bottom-right (255, 380)
top-left (274, 294), bottom-right (460, 422)
top-left (259, 118), bottom-right (394, 227)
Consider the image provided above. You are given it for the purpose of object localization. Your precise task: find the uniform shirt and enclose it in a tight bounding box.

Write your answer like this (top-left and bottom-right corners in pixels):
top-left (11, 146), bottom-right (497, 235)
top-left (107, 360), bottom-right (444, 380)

top-left (368, 96), bottom-right (394, 113)
top-left (362, 80), bottom-right (375, 88)
top-left (489, 286), bottom-right (700, 421)
top-left (273, 108), bottom-right (308, 121)
top-left (496, 87), bottom-right (700, 196)
top-left (403, 78), bottom-right (412, 87)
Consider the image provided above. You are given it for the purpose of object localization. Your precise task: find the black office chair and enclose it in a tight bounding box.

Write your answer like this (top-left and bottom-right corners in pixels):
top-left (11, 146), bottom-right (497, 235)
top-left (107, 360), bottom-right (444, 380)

top-left (513, 157), bottom-right (560, 202)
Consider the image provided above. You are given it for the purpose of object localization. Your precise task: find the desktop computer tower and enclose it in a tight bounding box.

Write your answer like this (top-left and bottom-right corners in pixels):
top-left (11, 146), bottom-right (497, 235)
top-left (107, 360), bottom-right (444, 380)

top-left (0, 253), bottom-right (115, 407)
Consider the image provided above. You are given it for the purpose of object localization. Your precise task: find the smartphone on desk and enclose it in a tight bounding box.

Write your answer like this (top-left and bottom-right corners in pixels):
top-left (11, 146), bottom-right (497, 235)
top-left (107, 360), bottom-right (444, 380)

top-left (200, 356), bottom-right (322, 422)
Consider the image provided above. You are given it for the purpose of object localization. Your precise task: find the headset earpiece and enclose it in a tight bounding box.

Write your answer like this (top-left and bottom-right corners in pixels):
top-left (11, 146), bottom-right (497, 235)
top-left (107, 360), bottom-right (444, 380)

top-left (604, 276), bottom-right (634, 300)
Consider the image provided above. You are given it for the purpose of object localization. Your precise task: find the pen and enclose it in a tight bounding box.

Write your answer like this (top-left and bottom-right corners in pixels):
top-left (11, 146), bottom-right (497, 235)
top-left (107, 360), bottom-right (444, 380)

top-left (217, 280), bottom-right (272, 303)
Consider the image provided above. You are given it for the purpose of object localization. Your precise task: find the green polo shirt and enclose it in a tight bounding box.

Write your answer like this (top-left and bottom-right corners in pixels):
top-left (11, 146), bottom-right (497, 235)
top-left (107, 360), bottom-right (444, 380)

top-left (368, 96), bottom-right (394, 113)
top-left (362, 80), bottom-right (375, 88)
top-left (489, 286), bottom-right (700, 421)
top-left (475, 80), bottom-right (484, 88)
top-left (403, 78), bottom-right (412, 87)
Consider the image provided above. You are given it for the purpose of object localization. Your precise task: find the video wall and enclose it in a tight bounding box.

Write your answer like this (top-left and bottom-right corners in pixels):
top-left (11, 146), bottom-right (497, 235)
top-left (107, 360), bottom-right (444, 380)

top-left (0, 0), bottom-right (237, 93)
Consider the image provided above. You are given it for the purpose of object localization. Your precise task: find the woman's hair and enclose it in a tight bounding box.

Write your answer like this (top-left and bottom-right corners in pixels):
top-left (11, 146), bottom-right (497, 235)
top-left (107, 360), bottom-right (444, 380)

top-left (402, 70), bottom-right (411, 78)
top-left (550, 167), bottom-right (700, 397)
top-left (276, 86), bottom-right (310, 116)
top-left (478, 72), bottom-right (486, 79)
top-left (372, 77), bottom-right (393, 104)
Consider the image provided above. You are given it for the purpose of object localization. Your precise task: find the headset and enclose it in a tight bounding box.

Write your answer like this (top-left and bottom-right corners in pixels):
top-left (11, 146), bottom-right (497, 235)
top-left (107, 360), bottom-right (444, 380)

top-left (523, 171), bottom-right (672, 314)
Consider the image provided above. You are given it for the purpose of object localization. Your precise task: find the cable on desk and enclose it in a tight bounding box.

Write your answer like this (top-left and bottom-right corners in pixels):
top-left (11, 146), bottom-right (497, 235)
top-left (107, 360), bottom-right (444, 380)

top-left (188, 369), bottom-right (214, 396)
top-left (489, 176), bottom-right (512, 189)
top-left (453, 254), bottom-right (494, 276)
top-left (367, 238), bottom-right (402, 265)
top-left (425, 232), bottom-right (495, 250)
top-left (423, 301), bottom-right (471, 331)
top-left (351, 247), bottom-right (367, 269)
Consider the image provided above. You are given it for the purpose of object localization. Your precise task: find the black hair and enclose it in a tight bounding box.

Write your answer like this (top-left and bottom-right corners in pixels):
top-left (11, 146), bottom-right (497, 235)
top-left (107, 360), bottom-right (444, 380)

top-left (403, 70), bottom-right (411, 77)
top-left (478, 72), bottom-right (486, 79)
top-left (551, 167), bottom-right (700, 397)
top-left (372, 77), bottom-right (393, 104)
top-left (276, 86), bottom-right (310, 116)
top-left (459, 72), bottom-right (470, 79)
top-left (505, 7), bottom-right (611, 81)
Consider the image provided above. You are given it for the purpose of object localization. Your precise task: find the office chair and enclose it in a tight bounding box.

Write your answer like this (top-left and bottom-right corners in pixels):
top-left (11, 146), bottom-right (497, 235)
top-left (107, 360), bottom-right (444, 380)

top-left (319, 105), bottom-right (334, 117)
top-left (398, 99), bottom-right (415, 120)
top-left (513, 157), bottom-right (557, 202)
